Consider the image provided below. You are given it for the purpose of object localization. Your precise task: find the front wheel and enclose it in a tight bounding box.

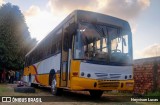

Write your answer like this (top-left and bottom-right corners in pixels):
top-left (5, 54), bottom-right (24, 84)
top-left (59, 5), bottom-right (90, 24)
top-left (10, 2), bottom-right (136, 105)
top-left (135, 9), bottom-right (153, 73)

top-left (51, 75), bottom-right (63, 96)
top-left (89, 90), bottom-right (103, 99)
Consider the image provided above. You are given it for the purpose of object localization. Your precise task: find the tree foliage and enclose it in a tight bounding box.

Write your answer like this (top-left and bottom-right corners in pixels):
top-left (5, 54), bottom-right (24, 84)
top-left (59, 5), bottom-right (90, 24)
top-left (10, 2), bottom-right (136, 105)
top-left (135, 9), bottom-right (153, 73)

top-left (0, 3), bottom-right (37, 70)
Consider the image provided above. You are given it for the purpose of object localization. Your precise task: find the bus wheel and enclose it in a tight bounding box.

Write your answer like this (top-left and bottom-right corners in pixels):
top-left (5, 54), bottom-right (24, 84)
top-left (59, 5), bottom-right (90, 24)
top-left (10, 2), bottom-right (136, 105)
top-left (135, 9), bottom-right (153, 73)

top-left (89, 90), bottom-right (103, 99)
top-left (51, 75), bottom-right (62, 96)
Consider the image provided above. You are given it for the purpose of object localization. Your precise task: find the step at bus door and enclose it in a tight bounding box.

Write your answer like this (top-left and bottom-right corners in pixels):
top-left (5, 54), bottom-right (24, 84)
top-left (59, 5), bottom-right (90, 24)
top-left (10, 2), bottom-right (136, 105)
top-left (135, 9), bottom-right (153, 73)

top-left (61, 42), bottom-right (68, 87)
top-left (61, 61), bottom-right (68, 87)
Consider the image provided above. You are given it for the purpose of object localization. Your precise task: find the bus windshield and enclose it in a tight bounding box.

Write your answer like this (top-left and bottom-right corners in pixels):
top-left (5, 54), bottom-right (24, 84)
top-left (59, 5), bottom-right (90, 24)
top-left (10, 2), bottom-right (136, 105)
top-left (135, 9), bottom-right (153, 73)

top-left (74, 22), bottom-right (132, 65)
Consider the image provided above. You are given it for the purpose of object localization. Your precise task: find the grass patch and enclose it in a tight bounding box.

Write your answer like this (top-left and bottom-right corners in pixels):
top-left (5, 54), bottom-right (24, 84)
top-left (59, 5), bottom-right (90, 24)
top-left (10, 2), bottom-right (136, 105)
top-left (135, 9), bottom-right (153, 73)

top-left (0, 86), bottom-right (8, 92)
top-left (146, 91), bottom-right (160, 96)
top-left (0, 83), bottom-right (13, 95)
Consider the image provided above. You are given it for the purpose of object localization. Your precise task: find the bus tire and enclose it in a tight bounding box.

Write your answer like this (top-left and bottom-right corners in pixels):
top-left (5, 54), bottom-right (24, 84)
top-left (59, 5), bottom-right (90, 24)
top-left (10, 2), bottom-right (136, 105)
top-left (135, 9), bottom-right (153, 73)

top-left (89, 90), bottom-right (103, 99)
top-left (31, 83), bottom-right (39, 88)
top-left (14, 87), bottom-right (35, 93)
top-left (51, 74), bottom-right (63, 96)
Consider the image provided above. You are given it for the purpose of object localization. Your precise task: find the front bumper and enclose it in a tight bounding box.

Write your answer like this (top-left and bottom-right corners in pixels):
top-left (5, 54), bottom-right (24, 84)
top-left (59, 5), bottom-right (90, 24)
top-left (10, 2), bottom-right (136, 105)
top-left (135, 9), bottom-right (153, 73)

top-left (70, 77), bottom-right (134, 91)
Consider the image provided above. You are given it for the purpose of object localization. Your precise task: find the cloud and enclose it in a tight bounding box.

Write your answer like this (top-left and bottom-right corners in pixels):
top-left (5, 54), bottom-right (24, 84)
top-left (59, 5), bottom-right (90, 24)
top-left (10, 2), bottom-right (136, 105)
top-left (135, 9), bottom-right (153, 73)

top-left (48, 0), bottom-right (150, 34)
top-left (48, 0), bottom-right (98, 15)
top-left (24, 5), bottom-right (41, 17)
top-left (24, 5), bottom-right (65, 41)
top-left (99, 0), bottom-right (150, 20)
top-left (24, 0), bottom-right (151, 42)
top-left (0, 0), bottom-right (4, 6)
top-left (138, 0), bottom-right (150, 9)
top-left (48, 0), bottom-right (150, 20)
top-left (136, 44), bottom-right (160, 58)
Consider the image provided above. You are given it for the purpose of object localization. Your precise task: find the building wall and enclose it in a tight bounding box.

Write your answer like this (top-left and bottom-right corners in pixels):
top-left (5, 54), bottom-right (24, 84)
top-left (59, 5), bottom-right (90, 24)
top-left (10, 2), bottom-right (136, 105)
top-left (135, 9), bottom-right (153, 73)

top-left (133, 57), bottom-right (160, 94)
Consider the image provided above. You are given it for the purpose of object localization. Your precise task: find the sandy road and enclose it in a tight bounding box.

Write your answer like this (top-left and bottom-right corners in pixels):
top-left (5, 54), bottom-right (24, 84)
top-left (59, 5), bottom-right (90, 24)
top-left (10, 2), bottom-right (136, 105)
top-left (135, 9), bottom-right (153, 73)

top-left (0, 84), bottom-right (159, 105)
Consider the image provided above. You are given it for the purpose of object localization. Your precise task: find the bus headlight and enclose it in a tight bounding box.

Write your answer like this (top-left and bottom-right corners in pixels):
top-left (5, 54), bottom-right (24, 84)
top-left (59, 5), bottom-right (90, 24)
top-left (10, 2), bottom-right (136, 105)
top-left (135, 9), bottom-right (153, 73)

top-left (87, 74), bottom-right (91, 78)
top-left (81, 72), bottom-right (84, 76)
top-left (125, 75), bottom-right (127, 79)
top-left (129, 75), bottom-right (132, 79)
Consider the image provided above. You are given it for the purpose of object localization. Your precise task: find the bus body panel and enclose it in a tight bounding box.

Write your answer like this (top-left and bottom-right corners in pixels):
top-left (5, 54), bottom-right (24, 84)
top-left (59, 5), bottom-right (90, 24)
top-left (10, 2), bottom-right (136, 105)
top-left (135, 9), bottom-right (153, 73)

top-left (23, 53), bottom-right (61, 86)
top-left (80, 62), bottom-right (133, 80)
top-left (69, 60), bottom-right (134, 91)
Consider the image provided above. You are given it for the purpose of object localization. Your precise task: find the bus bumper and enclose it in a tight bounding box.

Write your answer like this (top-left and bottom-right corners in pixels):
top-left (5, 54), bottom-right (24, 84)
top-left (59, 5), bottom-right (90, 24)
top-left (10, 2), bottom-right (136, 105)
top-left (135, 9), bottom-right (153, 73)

top-left (70, 77), bottom-right (134, 91)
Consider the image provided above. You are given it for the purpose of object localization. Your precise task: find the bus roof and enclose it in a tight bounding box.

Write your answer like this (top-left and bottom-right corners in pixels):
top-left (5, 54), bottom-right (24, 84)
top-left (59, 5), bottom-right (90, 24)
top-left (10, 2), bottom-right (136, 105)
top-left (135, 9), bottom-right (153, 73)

top-left (76, 10), bottom-right (130, 28)
top-left (26, 10), bottom-right (131, 57)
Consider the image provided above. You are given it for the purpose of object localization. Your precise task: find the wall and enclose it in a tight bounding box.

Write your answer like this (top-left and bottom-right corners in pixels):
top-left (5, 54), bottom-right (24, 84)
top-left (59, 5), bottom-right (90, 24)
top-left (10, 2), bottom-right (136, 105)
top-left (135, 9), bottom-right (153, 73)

top-left (133, 57), bottom-right (160, 94)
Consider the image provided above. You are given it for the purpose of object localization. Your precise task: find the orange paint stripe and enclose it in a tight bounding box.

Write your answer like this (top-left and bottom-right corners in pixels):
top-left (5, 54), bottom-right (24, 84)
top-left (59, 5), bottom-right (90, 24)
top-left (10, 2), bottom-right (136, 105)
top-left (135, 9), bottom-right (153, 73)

top-left (32, 65), bottom-right (40, 83)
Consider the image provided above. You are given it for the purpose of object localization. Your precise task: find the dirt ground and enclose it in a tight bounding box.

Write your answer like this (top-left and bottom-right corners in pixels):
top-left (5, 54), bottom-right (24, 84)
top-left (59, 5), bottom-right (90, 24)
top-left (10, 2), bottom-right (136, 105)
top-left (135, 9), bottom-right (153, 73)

top-left (0, 83), bottom-right (159, 105)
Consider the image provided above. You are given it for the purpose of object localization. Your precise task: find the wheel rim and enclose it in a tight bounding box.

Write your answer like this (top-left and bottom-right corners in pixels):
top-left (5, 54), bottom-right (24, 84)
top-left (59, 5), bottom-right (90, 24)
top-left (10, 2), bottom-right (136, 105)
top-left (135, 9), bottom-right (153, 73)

top-left (51, 78), bottom-right (56, 94)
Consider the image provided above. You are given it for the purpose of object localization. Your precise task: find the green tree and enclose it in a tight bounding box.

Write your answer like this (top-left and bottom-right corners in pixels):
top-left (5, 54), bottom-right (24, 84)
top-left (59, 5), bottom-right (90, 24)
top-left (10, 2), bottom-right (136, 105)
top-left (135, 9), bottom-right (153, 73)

top-left (0, 3), bottom-right (37, 70)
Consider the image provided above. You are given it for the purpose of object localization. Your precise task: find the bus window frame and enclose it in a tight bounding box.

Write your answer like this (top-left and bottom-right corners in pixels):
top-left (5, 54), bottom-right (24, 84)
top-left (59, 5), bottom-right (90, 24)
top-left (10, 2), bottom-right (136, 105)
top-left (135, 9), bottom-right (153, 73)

top-left (72, 21), bottom-right (132, 62)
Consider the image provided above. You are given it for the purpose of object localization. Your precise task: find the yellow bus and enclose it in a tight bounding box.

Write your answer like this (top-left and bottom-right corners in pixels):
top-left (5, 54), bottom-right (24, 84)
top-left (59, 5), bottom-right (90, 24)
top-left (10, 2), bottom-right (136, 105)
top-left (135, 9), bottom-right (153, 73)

top-left (23, 10), bottom-right (134, 98)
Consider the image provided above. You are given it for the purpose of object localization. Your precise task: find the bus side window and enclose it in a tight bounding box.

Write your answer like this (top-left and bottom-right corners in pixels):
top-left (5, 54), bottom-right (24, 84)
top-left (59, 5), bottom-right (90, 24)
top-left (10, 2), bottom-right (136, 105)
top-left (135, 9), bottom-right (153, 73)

top-left (42, 41), bottom-right (45, 59)
top-left (25, 57), bottom-right (28, 66)
top-left (63, 17), bottom-right (75, 52)
top-left (51, 29), bottom-right (62, 55)
top-left (47, 37), bottom-right (52, 56)
top-left (63, 32), bottom-right (69, 51)
top-left (63, 31), bottom-right (73, 52)
top-left (63, 21), bottom-right (69, 51)
top-left (56, 41), bottom-right (60, 53)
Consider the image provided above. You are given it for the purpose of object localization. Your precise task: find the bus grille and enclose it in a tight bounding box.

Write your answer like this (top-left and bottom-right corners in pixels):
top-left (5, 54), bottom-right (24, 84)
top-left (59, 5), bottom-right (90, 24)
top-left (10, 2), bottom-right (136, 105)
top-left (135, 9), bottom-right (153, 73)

top-left (98, 81), bottom-right (119, 88)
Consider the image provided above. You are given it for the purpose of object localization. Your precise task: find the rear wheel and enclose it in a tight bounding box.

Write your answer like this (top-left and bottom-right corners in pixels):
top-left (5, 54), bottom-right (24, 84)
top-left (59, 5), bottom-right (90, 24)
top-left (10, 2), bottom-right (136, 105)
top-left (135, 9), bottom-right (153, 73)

top-left (51, 75), bottom-right (63, 96)
top-left (14, 87), bottom-right (35, 93)
top-left (89, 90), bottom-right (103, 99)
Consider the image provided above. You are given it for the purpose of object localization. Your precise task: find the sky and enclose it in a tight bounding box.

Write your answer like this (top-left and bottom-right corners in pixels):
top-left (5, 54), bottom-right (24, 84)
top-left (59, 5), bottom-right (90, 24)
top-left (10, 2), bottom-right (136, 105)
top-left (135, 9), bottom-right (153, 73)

top-left (0, 0), bottom-right (160, 59)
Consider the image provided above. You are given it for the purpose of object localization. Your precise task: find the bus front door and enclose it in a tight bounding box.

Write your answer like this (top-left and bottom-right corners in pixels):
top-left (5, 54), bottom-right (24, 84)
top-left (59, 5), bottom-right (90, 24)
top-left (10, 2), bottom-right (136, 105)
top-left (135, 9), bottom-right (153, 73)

top-left (61, 49), bottom-right (71, 87)
top-left (60, 30), bottom-right (70, 87)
